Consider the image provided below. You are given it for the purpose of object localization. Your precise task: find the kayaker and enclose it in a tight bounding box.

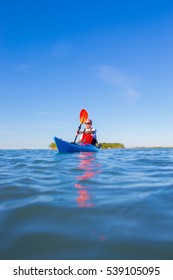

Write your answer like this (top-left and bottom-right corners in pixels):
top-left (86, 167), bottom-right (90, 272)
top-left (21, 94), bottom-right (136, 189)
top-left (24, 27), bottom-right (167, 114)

top-left (77, 119), bottom-right (98, 146)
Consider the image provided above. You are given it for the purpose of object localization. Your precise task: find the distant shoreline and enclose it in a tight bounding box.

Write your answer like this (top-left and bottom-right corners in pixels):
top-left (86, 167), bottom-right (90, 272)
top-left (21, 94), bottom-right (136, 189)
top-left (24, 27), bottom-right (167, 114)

top-left (1, 146), bottom-right (173, 150)
top-left (132, 146), bottom-right (173, 149)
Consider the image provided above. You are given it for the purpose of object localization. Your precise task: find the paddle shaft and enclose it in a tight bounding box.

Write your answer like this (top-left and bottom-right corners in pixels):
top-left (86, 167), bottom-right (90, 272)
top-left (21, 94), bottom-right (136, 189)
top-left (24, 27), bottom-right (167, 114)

top-left (74, 124), bottom-right (82, 143)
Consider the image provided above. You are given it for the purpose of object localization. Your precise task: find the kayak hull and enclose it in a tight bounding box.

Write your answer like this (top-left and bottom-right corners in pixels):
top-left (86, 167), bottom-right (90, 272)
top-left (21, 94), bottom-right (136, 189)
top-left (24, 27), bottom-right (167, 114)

top-left (54, 137), bottom-right (99, 153)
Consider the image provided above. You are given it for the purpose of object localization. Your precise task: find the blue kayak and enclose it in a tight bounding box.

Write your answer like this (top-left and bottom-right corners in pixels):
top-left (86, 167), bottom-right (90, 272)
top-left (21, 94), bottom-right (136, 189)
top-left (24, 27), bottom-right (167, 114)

top-left (54, 137), bottom-right (99, 153)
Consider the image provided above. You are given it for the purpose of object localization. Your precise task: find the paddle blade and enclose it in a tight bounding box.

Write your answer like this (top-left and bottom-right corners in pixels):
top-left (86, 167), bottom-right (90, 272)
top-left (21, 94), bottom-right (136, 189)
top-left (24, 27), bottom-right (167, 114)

top-left (80, 109), bottom-right (88, 124)
top-left (73, 109), bottom-right (88, 143)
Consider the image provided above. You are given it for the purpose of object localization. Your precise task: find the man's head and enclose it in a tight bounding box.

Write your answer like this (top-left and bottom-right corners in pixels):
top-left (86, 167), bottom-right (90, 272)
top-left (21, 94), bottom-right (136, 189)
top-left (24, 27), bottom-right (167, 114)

top-left (85, 119), bottom-right (92, 127)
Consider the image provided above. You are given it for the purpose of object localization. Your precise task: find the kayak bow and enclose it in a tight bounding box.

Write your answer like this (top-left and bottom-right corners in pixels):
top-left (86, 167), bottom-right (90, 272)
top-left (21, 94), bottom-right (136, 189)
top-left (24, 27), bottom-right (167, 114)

top-left (54, 137), bottom-right (99, 153)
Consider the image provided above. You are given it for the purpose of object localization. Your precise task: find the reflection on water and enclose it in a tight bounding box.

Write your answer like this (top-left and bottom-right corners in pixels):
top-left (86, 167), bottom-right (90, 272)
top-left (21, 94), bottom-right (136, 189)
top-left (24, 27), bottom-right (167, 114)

top-left (75, 152), bottom-right (106, 241)
top-left (75, 153), bottom-right (101, 208)
top-left (75, 184), bottom-right (93, 208)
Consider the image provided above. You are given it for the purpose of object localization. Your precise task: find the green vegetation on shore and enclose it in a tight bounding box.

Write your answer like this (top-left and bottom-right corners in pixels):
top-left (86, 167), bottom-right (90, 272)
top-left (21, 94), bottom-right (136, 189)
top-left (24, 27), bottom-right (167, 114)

top-left (49, 142), bottom-right (124, 149)
top-left (49, 142), bottom-right (57, 149)
top-left (99, 143), bottom-right (124, 149)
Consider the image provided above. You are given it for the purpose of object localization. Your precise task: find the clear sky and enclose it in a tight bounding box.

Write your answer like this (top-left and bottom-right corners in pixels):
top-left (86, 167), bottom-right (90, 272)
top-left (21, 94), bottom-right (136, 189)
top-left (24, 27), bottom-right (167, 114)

top-left (0, 0), bottom-right (173, 149)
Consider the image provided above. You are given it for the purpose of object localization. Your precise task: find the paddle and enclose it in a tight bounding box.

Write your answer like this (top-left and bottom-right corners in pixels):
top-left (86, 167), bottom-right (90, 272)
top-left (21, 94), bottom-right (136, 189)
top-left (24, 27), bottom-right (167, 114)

top-left (74, 109), bottom-right (88, 143)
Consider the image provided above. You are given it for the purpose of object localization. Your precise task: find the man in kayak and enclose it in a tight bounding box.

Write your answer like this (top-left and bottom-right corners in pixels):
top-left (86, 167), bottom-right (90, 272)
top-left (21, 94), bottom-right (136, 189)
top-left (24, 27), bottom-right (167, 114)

top-left (77, 119), bottom-right (98, 146)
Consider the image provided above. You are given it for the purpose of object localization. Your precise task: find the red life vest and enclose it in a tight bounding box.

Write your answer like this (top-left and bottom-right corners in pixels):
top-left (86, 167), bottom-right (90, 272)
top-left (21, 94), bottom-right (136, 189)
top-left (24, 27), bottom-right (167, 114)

top-left (81, 132), bottom-right (94, 144)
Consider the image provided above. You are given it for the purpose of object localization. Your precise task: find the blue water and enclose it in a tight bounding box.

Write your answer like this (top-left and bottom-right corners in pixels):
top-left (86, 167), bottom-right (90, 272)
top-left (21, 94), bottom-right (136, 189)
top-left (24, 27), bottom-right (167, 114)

top-left (0, 148), bottom-right (173, 260)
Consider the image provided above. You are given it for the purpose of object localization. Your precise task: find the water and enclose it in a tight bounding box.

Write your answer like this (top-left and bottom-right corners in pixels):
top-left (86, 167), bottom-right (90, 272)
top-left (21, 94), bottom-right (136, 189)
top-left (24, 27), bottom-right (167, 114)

top-left (0, 148), bottom-right (173, 260)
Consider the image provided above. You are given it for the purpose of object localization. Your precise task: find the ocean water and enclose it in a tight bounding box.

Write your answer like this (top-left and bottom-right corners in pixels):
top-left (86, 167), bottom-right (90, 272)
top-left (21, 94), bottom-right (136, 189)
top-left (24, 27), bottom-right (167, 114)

top-left (0, 148), bottom-right (173, 260)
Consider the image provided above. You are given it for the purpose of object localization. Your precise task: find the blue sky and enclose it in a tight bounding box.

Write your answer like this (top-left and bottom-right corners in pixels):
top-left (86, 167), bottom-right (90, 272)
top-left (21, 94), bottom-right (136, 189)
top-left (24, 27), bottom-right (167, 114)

top-left (0, 0), bottom-right (173, 148)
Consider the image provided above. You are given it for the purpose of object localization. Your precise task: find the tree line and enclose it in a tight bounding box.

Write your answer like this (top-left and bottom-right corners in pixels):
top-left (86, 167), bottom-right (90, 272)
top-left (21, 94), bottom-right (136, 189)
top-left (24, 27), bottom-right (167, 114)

top-left (49, 142), bottom-right (124, 149)
top-left (99, 143), bottom-right (124, 149)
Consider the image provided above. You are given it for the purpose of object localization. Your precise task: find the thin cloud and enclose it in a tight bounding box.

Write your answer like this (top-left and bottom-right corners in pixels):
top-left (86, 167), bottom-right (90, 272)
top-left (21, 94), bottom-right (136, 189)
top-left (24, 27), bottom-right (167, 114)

top-left (92, 65), bottom-right (141, 102)
top-left (46, 41), bottom-right (70, 59)
top-left (17, 64), bottom-right (31, 70)
top-left (0, 128), bottom-right (14, 135)
top-left (35, 112), bottom-right (60, 116)
top-left (0, 121), bottom-right (71, 131)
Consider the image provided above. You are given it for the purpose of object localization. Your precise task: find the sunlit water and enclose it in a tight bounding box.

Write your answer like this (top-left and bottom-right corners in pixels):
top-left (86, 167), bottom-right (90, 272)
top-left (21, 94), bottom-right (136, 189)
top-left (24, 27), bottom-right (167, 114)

top-left (0, 148), bottom-right (173, 260)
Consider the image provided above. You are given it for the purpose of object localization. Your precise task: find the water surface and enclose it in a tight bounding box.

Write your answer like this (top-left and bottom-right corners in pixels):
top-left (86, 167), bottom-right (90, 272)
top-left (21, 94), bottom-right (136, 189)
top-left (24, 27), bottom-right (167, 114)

top-left (0, 148), bottom-right (173, 259)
